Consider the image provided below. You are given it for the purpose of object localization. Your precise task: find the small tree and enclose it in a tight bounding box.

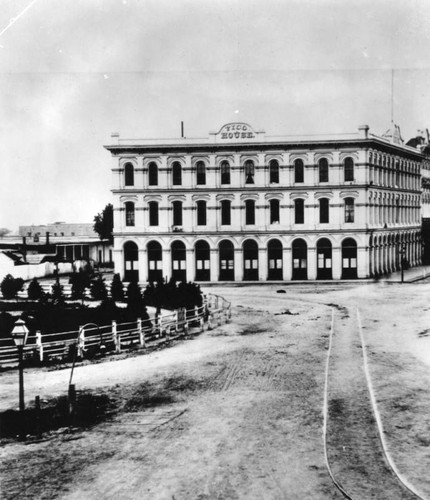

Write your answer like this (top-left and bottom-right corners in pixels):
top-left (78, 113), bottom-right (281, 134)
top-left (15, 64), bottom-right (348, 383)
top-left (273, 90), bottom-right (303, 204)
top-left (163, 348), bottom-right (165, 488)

top-left (69, 270), bottom-right (91, 302)
top-left (27, 278), bottom-right (44, 300)
top-left (93, 204), bottom-right (114, 243)
top-left (90, 275), bottom-right (108, 301)
top-left (51, 280), bottom-right (65, 306)
top-left (110, 273), bottom-right (125, 302)
top-left (1, 274), bottom-right (24, 299)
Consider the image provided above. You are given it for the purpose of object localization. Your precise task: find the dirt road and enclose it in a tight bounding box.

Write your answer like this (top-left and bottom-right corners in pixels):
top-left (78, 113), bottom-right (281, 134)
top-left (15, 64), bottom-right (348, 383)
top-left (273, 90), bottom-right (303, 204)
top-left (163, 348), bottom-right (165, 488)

top-left (1, 283), bottom-right (430, 499)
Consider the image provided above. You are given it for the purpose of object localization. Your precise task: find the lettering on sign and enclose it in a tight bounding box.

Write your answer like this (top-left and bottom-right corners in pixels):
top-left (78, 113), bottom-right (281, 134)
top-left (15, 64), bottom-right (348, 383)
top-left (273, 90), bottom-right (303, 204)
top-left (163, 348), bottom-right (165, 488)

top-left (210, 123), bottom-right (264, 142)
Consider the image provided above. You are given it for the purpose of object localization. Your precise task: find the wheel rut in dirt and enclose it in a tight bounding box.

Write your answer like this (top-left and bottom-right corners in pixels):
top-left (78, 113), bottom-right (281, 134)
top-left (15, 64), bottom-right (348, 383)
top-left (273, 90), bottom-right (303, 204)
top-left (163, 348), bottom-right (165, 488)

top-left (326, 307), bottom-right (419, 499)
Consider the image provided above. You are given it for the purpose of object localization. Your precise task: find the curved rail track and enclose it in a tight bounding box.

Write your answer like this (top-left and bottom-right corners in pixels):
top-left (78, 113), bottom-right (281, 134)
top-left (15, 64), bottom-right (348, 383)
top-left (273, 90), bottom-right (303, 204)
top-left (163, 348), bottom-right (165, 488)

top-left (323, 305), bottom-right (427, 499)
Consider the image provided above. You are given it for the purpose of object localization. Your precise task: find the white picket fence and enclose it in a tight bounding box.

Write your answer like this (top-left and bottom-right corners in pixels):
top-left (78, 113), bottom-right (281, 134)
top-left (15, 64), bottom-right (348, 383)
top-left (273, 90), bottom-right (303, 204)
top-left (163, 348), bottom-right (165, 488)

top-left (0, 294), bottom-right (231, 367)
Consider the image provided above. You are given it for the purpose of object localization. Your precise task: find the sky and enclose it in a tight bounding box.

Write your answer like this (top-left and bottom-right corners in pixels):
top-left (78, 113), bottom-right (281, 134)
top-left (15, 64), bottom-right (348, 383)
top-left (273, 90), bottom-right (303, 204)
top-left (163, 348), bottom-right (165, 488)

top-left (1, 0), bottom-right (430, 232)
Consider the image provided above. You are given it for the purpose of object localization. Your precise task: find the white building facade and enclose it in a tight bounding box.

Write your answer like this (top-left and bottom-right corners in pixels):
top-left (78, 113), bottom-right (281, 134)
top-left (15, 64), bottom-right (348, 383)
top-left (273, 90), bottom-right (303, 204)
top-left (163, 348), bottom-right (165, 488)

top-left (105, 123), bottom-right (422, 283)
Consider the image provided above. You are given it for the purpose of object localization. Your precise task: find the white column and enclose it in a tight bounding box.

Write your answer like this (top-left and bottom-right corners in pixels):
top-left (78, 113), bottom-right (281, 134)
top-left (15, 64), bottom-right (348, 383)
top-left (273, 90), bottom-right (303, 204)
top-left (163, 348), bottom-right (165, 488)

top-left (162, 248), bottom-right (171, 282)
top-left (258, 247), bottom-right (267, 281)
top-left (234, 248), bottom-right (242, 281)
top-left (210, 248), bottom-right (219, 282)
top-left (138, 248), bottom-right (148, 284)
top-left (283, 247), bottom-right (292, 281)
top-left (308, 246), bottom-right (317, 280)
top-left (186, 249), bottom-right (194, 282)
top-left (332, 247), bottom-right (342, 279)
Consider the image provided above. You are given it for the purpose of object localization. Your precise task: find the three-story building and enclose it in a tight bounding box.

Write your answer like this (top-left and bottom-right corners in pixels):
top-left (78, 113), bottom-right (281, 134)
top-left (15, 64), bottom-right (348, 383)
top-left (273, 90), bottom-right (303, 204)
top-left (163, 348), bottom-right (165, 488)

top-left (105, 122), bottom-right (422, 282)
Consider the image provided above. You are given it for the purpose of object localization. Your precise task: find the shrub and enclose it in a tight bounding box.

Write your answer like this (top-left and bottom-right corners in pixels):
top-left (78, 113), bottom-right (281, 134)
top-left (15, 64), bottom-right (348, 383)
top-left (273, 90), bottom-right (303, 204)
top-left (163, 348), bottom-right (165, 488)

top-left (110, 273), bottom-right (125, 302)
top-left (143, 280), bottom-right (203, 311)
top-left (27, 278), bottom-right (44, 300)
top-left (69, 270), bottom-right (91, 301)
top-left (1, 274), bottom-right (24, 299)
top-left (51, 280), bottom-right (65, 306)
top-left (0, 311), bottom-right (14, 338)
top-left (90, 275), bottom-right (108, 301)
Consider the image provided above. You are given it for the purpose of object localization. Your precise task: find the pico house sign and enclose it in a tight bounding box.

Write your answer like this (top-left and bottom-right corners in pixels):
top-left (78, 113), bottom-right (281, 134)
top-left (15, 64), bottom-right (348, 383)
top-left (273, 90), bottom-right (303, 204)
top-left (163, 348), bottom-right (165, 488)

top-left (210, 123), bottom-right (265, 142)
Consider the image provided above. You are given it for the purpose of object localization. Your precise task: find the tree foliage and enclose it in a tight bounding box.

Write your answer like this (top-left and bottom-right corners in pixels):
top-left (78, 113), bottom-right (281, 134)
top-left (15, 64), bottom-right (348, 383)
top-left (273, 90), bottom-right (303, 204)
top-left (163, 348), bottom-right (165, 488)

top-left (69, 270), bottom-right (91, 302)
top-left (143, 279), bottom-right (203, 311)
top-left (0, 228), bottom-right (11, 238)
top-left (93, 204), bottom-right (114, 243)
top-left (110, 273), bottom-right (125, 302)
top-left (51, 280), bottom-right (65, 306)
top-left (1, 274), bottom-right (24, 299)
top-left (90, 275), bottom-right (108, 301)
top-left (28, 278), bottom-right (44, 300)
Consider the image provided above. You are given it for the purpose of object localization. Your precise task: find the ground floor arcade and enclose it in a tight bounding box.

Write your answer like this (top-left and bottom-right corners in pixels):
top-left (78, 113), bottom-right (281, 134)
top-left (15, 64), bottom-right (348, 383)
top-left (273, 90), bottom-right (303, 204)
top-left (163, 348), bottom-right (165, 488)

top-left (113, 230), bottom-right (421, 283)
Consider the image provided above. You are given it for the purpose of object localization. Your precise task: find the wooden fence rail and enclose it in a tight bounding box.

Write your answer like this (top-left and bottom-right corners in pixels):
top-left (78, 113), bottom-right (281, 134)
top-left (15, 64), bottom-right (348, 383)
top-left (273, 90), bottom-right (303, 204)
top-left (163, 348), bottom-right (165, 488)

top-left (0, 294), bottom-right (231, 367)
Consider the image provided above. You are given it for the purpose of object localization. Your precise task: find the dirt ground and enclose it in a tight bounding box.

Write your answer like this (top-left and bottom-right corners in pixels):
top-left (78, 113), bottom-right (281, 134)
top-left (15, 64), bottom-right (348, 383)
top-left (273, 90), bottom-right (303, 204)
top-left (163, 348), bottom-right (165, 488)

top-left (1, 282), bottom-right (430, 499)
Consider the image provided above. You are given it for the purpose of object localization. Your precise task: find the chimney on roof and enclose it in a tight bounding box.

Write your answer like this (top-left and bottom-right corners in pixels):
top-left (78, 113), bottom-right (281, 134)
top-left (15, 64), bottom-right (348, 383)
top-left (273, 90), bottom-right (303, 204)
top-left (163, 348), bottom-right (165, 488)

top-left (358, 125), bottom-right (369, 139)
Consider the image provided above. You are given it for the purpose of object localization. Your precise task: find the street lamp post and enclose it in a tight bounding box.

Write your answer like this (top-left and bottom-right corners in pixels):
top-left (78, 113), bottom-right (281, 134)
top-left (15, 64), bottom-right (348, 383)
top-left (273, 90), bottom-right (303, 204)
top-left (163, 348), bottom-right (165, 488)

top-left (11, 318), bottom-right (29, 412)
top-left (400, 244), bottom-right (407, 284)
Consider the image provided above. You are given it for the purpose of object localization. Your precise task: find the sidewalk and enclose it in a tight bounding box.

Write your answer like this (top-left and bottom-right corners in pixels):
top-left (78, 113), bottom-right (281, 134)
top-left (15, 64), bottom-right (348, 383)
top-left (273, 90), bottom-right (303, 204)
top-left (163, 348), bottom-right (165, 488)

top-left (383, 264), bottom-right (430, 283)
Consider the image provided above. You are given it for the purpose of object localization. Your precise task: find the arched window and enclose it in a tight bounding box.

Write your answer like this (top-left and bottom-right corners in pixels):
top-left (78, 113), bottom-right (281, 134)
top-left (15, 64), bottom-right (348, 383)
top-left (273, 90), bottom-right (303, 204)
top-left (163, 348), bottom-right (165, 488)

top-left (172, 201), bottom-right (183, 226)
top-left (294, 159), bottom-right (304, 183)
top-left (294, 199), bottom-right (304, 224)
top-left (319, 198), bottom-right (329, 224)
top-left (344, 198), bottom-right (355, 223)
top-left (344, 157), bottom-right (354, 182)
top-left (148, 201), bottom-right (158, 226)
top-left (172, 161), bottom-right (182, 186)
top-left (196, 161), bottom-right (206, 185)
top-left (221, 161), bottom-right (231, 184)
top-left (124, 163), bottom-right (134, 186)
top-left (244, 160), bottom-right (255, 184)
top-left (269, 159), bottom-right (279, 184)
top-left (221, 200), bottom-right (231, 225)
top-left (125, 202), bottom-right (135, 226)
top-left (245, 199), bottom-right (255, 225)
top-left (197, 200), bottom-right (207, 226)
top-left (318, 158), bottom-right (329, 183)
top-left (269, 199), bottom-right (280, 224)
top-left (148, 162), bottom-right (158, 186)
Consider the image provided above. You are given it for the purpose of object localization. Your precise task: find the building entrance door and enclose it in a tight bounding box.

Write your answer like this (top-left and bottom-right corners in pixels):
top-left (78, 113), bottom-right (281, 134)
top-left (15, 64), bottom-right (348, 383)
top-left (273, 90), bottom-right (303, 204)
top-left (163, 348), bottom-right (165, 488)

top-left (219, 240), bottom-right (234, 281)
top-left (267, 239), bottom-right (283, 280)
top-left (243, 240), bottom-right (258, 281)
top-left (171, 241), bottom-right (186, 282)
top-left (341, 238), bottom-right (358, 279)
top-left (124, 241), bottom-right (139, 282)
top-left (292, 239), bottom-right (307, 280)
top-left (317, 238), bottom-right (332, 280)
top-left (195, 241), bottom-right (210, 281)
top-left (147, 241), bottom-right (163, 283)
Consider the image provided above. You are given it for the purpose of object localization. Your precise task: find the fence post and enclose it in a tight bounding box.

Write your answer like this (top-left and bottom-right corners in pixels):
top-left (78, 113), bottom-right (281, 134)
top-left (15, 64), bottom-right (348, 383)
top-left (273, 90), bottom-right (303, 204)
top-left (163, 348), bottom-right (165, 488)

top-left (112, 320), bottom-right (120, 353)
top-left (137, 318), bottom-right (145, 347)
top-left (200, 317), bottom-right (204, 332)
top-left (77, 326), bottom-right (85, 358)
top-left (36, 330), bottom-right (43, 362)
top-left (208, 314), bottom-right (214, 330)
top-left (35, 395), bottom-right (42, 439)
